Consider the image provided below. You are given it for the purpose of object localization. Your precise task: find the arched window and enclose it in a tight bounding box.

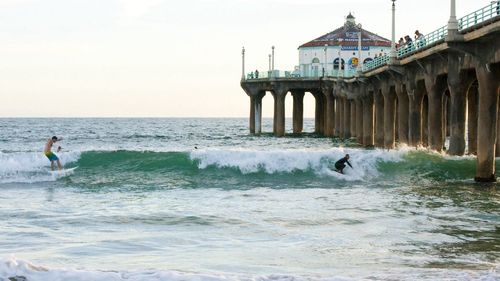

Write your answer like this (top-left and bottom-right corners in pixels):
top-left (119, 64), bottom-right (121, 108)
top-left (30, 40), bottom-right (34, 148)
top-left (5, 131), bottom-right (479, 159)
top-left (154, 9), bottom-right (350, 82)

top-left (333, 58), bottom-right (345, 70)
top-left (363, 58), bottom-right (373, 64)
top-left (312, 58), bottom-right (320, 64)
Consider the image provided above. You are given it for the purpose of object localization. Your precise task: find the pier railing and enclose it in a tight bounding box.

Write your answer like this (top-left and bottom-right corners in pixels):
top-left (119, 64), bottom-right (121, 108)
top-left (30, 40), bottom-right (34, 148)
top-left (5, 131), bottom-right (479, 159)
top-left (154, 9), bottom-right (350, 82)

top-left (244, 1), bottom-right (500, 81)
top-left (246, 69), bottom-right (358, 80)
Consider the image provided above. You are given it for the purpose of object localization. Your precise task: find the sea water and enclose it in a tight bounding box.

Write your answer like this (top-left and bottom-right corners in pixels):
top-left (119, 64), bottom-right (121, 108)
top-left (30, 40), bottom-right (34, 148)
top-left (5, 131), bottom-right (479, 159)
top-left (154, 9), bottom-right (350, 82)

top-left (0, 118), bottom-right (498, 281)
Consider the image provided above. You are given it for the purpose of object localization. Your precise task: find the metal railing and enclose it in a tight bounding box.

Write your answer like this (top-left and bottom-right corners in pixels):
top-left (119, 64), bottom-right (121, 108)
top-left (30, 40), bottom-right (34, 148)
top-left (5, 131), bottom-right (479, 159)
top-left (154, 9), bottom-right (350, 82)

top-left (245, 69), bottom-right (358, 80)
top-left (245, 2), bottom-right (500, 79)
top-left (459, 1), bottom-right (500, 30)
top-left (362, 55), bottom-right (389, 72)
top-left (396, 25), bottom-right (447, 58)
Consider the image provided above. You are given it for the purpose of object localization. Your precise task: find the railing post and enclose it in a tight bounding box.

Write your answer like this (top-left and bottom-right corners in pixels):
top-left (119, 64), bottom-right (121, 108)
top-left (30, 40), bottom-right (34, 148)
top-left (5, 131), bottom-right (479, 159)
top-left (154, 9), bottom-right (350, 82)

top-left (242, 47), bottom-right (246, 81)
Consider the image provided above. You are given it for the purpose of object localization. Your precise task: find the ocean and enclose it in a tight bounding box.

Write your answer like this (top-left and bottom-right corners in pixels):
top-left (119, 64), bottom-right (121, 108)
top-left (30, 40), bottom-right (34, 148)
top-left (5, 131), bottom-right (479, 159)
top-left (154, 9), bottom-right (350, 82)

top-left (0, 118), bottom-right (498, 281)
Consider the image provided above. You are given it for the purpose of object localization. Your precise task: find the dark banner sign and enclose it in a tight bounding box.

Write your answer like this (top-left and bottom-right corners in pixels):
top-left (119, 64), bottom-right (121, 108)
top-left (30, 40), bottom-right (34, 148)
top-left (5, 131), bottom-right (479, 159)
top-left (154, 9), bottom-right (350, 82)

top-left (341, 46), bottom-right (370, 51)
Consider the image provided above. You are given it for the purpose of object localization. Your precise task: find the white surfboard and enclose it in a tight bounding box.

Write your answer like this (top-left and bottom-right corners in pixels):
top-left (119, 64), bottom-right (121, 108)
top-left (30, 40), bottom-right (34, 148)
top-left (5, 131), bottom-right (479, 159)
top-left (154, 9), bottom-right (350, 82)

top-left (49, 166), bottom-right (78, 177)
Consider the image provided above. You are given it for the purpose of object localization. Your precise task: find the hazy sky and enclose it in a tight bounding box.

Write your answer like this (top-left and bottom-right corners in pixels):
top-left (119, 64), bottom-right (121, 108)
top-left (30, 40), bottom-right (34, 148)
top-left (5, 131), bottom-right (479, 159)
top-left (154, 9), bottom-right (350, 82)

top-left (0, 0), bottom-right (486, 117)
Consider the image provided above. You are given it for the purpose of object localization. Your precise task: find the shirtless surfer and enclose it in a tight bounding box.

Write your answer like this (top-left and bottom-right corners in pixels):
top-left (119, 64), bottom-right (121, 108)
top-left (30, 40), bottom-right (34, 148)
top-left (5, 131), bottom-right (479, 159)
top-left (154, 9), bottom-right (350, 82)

top-left (44, 136), bottom-right (63, 170)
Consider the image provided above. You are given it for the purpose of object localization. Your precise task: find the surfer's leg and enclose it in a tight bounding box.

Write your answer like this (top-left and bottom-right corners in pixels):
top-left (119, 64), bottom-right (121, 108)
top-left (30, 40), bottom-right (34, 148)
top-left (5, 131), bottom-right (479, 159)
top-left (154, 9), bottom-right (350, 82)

top-left (50, 161), bottom-right (55, 171)
top-left (57, 159), bottom-right (63, 170)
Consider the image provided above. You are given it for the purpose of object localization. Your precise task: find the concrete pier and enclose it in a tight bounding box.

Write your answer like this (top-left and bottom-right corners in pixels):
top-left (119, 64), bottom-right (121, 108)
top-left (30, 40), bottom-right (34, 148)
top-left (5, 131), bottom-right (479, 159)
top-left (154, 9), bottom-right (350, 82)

top-left (241, 9), bottom-right (500, 182)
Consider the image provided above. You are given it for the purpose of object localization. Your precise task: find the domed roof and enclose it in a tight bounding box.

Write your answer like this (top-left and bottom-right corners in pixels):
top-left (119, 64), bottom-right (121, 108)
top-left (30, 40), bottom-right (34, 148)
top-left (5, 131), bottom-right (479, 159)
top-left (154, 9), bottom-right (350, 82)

top-left (299, 14), bottom-right (391, 49)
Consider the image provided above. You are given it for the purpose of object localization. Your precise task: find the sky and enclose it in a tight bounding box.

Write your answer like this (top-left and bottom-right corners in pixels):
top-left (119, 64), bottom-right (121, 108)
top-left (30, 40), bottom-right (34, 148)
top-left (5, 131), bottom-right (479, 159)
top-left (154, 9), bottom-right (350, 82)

top-left (0, 0), bottom-right (488, 117)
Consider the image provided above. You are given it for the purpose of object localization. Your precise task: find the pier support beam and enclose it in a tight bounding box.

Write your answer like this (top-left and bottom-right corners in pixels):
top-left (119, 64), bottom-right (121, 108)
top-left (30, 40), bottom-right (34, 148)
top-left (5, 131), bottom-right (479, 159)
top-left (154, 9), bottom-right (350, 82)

top-left (374, 91), bottom-right (385, 147)
top-left (425, 74), bottom-right (446, 152)
top-left (475, 63), bottom-right (499, 182)
top-left (363, 95), bottom-right (374, 147)
top-left (272, 88), bottom-right (287, 137)
top-left (356, 99), bottom-right (363, 144)
top-left (339, 97), bottom-right (345, 139)
top-left (314, 91), bottom-right (325, 135)
top-left (350, 101), bottom-right (357, 138)
top-left (408, 80), bottom-right (423, 147)
top-left (323, 88), bottom-right (335, 137)
top-left (291, 90), bottom-right (305, 134)
top-left (246, 90), bottom-right (265, 135)
top-left (344, 98), bottom-right (351, 139)
top-left (383, 85), bottom-right (396, 149)
top-left (334, 97), bottom-right (341, 137)
top-left (468, 83), bottom-right (478, 155)
top-left (396, 84), bottom-right (409, 145)
top-left (447, 53), bottom-right (468, 155)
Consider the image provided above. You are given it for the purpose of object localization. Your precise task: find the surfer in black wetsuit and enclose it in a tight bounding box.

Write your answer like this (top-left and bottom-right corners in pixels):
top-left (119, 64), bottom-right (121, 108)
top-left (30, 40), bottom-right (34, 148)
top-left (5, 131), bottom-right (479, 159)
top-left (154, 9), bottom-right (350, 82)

top-left (335, 154), bottom-right (352, 174)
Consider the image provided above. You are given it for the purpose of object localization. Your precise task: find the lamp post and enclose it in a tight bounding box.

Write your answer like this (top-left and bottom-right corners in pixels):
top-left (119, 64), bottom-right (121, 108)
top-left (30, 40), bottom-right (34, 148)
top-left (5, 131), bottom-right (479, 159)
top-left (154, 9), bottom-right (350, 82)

top-left (337, 38), bottom-right (343, 78)
top-left (448, 0), bottom-right (458, 30)
top-left (242, 47), bottom-right (245, 81)
top-left (324, 44), bottom-right (328, 77)
top-left (357, 23), bottom-right (363, 74)
top-left (272, 46), bottom-right (275, 71)
top-left (390, 0), bottom-right (397, 61)
top-left (269, 54), bottom-right (272, 71)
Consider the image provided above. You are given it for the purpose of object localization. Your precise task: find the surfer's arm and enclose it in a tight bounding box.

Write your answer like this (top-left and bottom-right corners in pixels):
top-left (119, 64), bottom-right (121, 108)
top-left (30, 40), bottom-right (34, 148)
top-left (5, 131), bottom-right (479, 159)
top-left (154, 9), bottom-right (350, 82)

top-left (347, 161), bottom-right (353, 168)
top-left (57, 146), bottom-right (62, 152)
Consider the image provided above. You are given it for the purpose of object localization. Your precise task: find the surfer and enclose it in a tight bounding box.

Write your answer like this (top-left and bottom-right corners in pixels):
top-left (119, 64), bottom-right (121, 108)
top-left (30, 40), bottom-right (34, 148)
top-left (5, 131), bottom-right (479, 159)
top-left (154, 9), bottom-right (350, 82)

top-left (44, 136), bottom-right (63, 171)
top-left (335, 154), bottom-right (352, 174)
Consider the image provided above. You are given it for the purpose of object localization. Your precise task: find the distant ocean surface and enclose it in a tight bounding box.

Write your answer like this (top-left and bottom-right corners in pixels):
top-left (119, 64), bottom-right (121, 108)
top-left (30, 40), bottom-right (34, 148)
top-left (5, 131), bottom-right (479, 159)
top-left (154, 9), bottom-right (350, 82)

top-left (0, 118), bottom-right (498, 281)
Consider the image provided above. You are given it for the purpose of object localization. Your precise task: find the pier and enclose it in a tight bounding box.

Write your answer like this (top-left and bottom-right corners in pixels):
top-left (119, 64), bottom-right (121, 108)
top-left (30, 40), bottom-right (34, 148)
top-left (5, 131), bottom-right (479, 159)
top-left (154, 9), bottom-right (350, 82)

top-left (241, 1), bottom-right (500, 182)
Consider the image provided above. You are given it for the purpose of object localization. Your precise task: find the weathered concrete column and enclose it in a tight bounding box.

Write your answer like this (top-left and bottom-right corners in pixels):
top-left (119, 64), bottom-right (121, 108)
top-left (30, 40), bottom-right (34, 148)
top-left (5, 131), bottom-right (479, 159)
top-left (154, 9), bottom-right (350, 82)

top-left (475, 63), bottom-right (499, 182)
top-left (497, 99), bottom-right (500, 157)
top-left (334, 97), bottom-right (341, 137)
top-left (356, 99), bottom-right (363, 144)
top-left (424, 74), bottom-right (445, 151)
top-left (395, 84), bottom-right (409, 145)
top-left (339, 97), bottom-right (345, 139)
top-left (468, 84), bottom-right (478, 155)
top-left (254, 94), bottom-right (263, 134)
top-left (362, 95), bottom-right (374, 147)
top-left (422, 96), bottom-right (429, 147)
top-left (291, 90), bottom-right (305, 134)
top-left (344, 98), bottom-right (351, 139)
top-left (250, 95), bottom-right (256, 134)
top-left (383, 85), bottom-right (396, 149)
top-left (447, 50), bottom-right (468, 155)
top-left (272, 88), bottom-right (287, 137)
top-left (374, 91), bottom-right (385, 147)
top-left (314, 92), bottom-right (325, 135)
top-left (350, 101), bottom-right (356, 138)
top-left (323, 88), bottom-right (335, 137)
top-left (408, 81), bottom-right (423, 147)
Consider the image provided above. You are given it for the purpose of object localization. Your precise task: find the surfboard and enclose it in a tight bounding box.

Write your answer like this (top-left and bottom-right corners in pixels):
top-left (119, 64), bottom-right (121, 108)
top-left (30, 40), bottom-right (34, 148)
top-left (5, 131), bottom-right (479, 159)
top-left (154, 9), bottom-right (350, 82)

top-left (49, 166), bottom-right (78, 177)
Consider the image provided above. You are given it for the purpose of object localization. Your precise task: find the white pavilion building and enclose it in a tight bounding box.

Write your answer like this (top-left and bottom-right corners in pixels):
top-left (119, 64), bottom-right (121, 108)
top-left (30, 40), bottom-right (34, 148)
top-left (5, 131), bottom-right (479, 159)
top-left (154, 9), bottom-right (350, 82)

top-left (298, 13), bottom-right (391, 77)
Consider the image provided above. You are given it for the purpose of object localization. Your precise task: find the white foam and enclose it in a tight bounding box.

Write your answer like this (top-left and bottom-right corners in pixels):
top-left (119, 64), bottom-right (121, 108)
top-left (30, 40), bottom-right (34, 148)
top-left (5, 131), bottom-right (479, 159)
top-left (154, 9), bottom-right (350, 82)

top-left (0, 151), bottom-right (81, 184)
top-left (190, 147), bottom-right (409, 181)
top-left (0, 257), bottom-right (354, 281)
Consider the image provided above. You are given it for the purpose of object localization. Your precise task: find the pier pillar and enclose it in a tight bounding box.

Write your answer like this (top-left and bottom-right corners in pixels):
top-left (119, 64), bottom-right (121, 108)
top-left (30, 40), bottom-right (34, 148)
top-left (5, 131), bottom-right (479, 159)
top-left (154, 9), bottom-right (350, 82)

top-left (362, 95), bottom-right (374, 147)
top-left (383, 85), bottom-right (396, 149)
top-left (448, 53), bottom-right (467, 155)
top-left (425, 74), bottom-right (446, 151)
top-left (291, 90), bottom-right (305, 134)
top-left (408, 80), bottom-right (423, 147)
top-left (314, 92), bottom-right (325, 135)
top-left (272, 88), bottom-right (287, 137)
top-left (497, 99), bottom-right (500, 157)
top-left (396, 84), bottom-right (409, 145)
top-left (323, 88), bottom-right (335, 137)
top-left (334, 97), bottom-right (341, 137)
top-left (374, 91), bottom-right (385, 147)
top-left (245, 89), bottom-right (264, 135)
top-left (350, 101), bottom-right (356, 138)
top-left (250, 95), bottom-right (256, 134)
top-left (356, 99), bottom-right (364, 144)
top-left (475, 63), bottom-right (499, 182)
top-left (468, 82), bottom-right (478, 155)
top-left (422, 95), bottom-right (429, 148)
top-left (344, 98), bottom-right (351, 139)
top-left (339, 97), bottom-right (345, 139)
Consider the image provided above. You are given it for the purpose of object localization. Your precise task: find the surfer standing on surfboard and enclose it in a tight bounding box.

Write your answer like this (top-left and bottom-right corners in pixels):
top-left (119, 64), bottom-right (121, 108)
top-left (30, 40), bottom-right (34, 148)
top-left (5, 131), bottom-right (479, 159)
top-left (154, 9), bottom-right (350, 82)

top-left (44, 136), bottom-right (63, 171)
top-left (335, 154), bottom-right (352, 174)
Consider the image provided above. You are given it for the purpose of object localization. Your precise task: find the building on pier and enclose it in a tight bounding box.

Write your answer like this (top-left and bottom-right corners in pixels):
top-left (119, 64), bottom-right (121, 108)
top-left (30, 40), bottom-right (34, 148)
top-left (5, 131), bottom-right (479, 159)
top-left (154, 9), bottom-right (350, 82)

top-left (298, 13), bottom-right (391, 77)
